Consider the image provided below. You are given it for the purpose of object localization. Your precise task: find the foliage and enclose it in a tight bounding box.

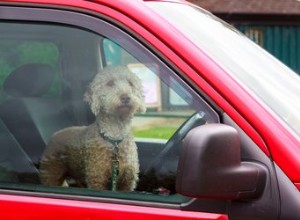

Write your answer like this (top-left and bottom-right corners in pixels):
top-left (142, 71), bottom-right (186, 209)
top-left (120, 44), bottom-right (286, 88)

top-left (0, 41), bottom-right (60, 101)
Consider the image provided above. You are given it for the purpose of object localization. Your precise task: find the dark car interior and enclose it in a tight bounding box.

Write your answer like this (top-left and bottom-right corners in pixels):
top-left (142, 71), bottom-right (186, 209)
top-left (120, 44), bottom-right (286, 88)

top-left (0, 60), bottom-right (194, 192)
top-left (0, 22), bottom-right (209, 195)
top-left (0, 61), bottom-right (204, 194)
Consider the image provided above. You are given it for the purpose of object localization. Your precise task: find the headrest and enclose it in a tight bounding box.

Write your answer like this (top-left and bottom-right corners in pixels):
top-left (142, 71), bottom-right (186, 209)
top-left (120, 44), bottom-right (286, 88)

top-left (4, 64), bottom-right (54, 97)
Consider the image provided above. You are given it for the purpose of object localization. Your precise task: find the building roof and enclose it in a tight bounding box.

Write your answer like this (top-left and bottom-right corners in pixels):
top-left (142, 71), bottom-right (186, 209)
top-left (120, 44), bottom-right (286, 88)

top-left (189, 0), bottom-right (300, 15)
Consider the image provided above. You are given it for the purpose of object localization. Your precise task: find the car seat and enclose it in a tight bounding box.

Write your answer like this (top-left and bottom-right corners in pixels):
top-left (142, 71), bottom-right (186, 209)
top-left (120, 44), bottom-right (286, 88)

top-left (0, 63), bottom-right (74, 167)
top-left (0, 119), bottom-right (39, 184)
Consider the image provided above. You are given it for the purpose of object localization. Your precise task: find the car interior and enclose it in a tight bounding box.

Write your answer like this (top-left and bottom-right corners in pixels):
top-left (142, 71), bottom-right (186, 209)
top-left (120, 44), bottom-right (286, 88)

top-left (0, 60), bottom-right (207, 194)
top-left (0, 20), bottom-right (213, 197)
top-left (0, 56), bottom-right (198, 194)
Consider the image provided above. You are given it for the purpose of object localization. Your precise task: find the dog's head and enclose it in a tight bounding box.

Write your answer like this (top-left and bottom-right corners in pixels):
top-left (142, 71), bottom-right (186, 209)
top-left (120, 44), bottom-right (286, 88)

top-left (84, 66), bottom-right (146, 119)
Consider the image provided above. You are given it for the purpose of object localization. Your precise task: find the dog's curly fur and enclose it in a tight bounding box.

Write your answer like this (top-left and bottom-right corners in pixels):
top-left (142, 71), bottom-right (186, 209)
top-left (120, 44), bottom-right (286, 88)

top-left (39, 66), bottom-right (146, 191)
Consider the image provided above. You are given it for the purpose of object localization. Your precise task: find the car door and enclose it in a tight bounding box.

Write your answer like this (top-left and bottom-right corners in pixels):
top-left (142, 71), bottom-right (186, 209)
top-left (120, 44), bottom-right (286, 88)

top-left (0, 3), bottom-right (228, 220)
top-left (3, 1), bottom-right (298, 219)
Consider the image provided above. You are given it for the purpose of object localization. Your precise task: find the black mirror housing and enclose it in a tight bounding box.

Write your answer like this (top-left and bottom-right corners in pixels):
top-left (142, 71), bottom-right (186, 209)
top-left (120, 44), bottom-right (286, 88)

top-left (176, 124), bottom-right (267, 200)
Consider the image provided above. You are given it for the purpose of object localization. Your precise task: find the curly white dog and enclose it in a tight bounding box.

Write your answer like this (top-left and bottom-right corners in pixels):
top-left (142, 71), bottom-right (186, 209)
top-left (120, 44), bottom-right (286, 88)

top-left (40, 65), bottom-right (146, 191)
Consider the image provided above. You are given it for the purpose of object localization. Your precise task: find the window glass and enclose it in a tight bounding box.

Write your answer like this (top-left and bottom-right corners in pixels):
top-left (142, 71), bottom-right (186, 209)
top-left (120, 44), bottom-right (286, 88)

top-left (149, 2), bottom-right (300, 135)
top-left (0, 40), bottom-right (60, 101)
top-left (0, 21), bottom-right (218, 203)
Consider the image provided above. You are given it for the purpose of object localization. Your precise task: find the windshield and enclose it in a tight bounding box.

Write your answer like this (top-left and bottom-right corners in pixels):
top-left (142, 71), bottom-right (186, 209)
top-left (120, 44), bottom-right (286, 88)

top-left (148, 2), bottom-right (300, 135)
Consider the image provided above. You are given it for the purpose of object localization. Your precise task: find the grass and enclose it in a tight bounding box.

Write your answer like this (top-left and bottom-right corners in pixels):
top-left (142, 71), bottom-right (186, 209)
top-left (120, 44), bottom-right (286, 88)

top-left (133, 126), bottom-right (177, 140)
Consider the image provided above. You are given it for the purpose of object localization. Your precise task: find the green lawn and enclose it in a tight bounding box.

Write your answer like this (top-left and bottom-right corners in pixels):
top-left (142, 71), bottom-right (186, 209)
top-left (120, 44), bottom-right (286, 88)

top-left (133, 126), bottom-right (177, 140)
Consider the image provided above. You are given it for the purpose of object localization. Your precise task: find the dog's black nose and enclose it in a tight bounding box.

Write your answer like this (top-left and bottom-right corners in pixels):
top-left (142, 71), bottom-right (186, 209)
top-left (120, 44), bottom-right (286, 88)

top-left (120, 94), bottom-right (131, 104)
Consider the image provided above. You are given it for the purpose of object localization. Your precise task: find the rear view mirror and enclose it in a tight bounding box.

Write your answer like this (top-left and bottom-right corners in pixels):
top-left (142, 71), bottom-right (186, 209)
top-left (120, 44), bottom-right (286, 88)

top-left (176, 124), bottom-right (267, 200)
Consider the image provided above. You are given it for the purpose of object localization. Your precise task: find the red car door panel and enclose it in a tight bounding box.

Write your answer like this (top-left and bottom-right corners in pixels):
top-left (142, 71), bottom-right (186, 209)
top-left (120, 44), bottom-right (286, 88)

top-left (0, 194), bottom-right (228, 220)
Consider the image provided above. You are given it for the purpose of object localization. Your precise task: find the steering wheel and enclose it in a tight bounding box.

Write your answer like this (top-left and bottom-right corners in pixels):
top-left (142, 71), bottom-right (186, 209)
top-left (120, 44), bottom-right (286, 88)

top-left (137, 112), bottom-right (206, 194)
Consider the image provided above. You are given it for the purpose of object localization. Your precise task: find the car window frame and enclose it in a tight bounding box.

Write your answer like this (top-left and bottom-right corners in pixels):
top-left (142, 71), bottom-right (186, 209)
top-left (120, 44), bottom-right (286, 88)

top-left (0, 5), bottom-right (220, 207)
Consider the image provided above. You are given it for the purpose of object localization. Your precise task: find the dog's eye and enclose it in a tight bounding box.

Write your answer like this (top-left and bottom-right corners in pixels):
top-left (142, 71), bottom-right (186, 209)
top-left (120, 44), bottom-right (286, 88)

top-left (107, 80), bottom-right (115, 87)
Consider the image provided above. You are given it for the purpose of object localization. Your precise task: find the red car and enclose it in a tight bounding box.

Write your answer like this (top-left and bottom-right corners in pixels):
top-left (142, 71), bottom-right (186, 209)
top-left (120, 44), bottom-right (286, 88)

top-left (0, 0), bottom-right (299, 219)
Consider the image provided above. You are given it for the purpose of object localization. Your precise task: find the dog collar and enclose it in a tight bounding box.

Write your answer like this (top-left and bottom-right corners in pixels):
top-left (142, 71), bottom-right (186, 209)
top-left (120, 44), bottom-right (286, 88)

top-left (99, 132), bottom-right (123, 146)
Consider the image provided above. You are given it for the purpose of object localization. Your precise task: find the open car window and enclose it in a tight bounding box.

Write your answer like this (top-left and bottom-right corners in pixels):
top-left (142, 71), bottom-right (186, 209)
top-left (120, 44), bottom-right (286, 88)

top-left (0, 19), bottom-right (219, 204)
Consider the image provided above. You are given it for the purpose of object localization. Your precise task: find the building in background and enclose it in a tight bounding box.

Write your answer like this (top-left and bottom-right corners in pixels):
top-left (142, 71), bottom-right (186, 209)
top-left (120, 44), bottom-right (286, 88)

top-left (189, 0), bottom-right (300, 73)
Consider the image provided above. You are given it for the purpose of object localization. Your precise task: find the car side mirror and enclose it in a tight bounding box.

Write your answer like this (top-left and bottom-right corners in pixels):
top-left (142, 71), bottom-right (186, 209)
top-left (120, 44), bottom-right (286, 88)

top-left (176, 124), bottom-right (267, 200)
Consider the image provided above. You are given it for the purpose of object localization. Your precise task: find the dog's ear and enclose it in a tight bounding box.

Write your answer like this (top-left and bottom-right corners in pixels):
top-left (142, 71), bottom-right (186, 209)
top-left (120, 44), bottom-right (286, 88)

top-left (134, 77), bottom-right (146, 114)
top-left (137, 104), bottom-right (146, 113)
top-left (137, 94), bottom-right (146, 113)
top-left (84, 87), bottom-right (100, 116)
